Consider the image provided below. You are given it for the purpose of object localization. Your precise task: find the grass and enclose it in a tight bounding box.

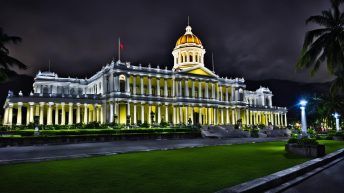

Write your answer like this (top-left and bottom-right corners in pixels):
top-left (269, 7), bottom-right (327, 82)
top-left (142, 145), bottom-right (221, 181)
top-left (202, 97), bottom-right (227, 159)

top-left (0, 140), bottom-right (343, 193)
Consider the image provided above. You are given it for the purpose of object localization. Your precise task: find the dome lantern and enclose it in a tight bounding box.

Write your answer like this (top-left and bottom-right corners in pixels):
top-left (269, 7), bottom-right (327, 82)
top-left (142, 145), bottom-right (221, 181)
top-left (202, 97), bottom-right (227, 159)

top-left (172, 24), bottom-right (206, 70)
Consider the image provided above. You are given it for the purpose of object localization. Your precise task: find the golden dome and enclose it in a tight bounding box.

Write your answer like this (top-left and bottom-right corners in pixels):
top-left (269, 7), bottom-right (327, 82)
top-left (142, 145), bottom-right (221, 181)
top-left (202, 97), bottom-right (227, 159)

top-left (175, 26), bottom-right (202, 47)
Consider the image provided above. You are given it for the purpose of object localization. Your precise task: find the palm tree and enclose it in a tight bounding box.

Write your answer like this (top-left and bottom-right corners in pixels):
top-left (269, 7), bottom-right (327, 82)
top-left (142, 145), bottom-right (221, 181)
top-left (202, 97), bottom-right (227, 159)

top-left (0, 27), bottom-right (26, 82)
top-left (296, 0), bottom-right (344, 94)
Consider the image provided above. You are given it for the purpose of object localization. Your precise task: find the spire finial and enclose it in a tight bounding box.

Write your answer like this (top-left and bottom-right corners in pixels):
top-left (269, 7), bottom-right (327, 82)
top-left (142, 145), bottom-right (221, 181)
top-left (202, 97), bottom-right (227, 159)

top-left (187, 16), bottom-right (190, 26)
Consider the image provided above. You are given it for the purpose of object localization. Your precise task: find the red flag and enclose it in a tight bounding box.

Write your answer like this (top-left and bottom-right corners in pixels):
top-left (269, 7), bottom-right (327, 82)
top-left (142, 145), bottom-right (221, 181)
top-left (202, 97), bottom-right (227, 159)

top-left (120, 42), bottom-right (124, 49)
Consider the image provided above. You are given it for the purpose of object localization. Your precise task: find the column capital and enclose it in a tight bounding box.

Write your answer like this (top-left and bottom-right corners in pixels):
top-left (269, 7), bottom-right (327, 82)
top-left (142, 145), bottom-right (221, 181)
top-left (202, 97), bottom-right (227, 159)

top-left (61, 102), bottom-right (65, 106)
top-left (17, 102), bottom-right (23, 106)
top-left (76, 103), bottom-right (81, 106)
top-left (8, 102), bottom-right (14, 107)
top-left (48, 102), bottom-right (54, 106)
top-left (29, 102), bottom-right (35, 106)
top-left (39, 102), bottom-right (45, 106)
top-left (68, 102), bottom-right (73, 106)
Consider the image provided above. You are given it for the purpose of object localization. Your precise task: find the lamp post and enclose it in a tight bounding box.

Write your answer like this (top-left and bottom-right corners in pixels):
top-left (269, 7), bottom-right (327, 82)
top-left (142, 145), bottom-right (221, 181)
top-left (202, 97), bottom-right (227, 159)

top-left (332, 113), bottom-right (341, 132)
top-left (299, 100), bottom-right (308, 136)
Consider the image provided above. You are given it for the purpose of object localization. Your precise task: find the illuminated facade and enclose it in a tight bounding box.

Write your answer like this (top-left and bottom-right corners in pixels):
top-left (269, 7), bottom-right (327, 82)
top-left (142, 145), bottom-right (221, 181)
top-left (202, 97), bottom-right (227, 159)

top-left (2, 25), bottom-right (287, 127)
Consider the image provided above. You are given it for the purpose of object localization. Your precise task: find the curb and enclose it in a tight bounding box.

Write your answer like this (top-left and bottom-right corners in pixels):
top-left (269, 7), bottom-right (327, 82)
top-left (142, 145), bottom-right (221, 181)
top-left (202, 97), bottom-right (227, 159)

top-left (215, 148), bottom-right (344, 193)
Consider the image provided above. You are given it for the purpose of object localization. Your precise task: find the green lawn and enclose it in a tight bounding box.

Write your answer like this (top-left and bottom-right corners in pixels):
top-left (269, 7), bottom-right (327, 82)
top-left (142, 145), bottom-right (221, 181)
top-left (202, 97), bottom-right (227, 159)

top-left (0, 140), bottom-right (343, 193)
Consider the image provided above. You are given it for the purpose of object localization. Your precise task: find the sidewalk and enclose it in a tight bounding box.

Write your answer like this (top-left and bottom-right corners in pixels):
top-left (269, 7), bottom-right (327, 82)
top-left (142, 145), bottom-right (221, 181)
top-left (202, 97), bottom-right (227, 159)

top-left (282, 159), bottom-right (344, 193)
top-left (0, 137), bottom-right (286, 165)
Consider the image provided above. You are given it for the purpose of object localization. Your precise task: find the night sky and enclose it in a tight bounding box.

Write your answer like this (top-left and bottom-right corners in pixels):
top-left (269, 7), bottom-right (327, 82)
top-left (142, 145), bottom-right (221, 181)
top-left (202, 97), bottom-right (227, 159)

top-left (0, 0), bottom-right (334, 82)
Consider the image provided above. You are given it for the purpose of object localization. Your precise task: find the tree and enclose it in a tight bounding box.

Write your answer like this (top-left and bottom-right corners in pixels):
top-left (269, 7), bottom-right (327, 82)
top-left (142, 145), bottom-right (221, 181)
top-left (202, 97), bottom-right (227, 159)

top-left (296, 0), bottom-right (344, 94)
top-left (308, 94), bottom-right (344, 129)
top-left (0, 27), bottom-right (26, 82)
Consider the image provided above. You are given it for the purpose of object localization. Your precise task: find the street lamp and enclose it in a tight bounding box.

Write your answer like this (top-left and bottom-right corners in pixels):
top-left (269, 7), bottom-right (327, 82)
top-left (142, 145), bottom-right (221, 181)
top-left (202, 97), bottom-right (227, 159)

top-left (299, 100), bottom-right (308, 136)
top-left (332, 112), bottom-right (341, 132)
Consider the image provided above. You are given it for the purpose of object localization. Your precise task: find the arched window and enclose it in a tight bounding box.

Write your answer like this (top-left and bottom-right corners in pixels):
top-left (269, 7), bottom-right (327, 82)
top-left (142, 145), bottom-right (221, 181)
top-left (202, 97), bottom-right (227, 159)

top-left (43, 86), bottom-right (49, 94)
top-left (189, 55), bottom-right (193, 62)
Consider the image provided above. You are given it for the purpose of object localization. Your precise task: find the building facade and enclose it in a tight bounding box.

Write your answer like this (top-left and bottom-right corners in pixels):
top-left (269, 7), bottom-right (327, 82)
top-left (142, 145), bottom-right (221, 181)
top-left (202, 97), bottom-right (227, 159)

top-left (2, 25), bottom-right (287, 127)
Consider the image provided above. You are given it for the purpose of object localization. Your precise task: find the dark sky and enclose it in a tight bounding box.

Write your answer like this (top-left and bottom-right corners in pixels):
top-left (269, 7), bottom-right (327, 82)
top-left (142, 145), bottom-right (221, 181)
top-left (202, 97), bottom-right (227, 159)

top-left (0, 0), bottom-right (334, 82)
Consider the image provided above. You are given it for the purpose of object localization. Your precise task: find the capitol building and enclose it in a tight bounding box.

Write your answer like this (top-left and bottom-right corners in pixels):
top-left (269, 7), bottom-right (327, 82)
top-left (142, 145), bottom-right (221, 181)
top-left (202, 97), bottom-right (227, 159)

top-left (2, 24), bottom-right (287, 127)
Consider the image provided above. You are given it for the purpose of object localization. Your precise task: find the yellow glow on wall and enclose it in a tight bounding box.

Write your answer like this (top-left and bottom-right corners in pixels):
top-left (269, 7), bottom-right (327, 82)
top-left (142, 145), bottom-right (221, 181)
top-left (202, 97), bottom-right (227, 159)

top-left (188, 68), bottom-right (211, 76)
top-left (119, 104), bottom-right (127, 124)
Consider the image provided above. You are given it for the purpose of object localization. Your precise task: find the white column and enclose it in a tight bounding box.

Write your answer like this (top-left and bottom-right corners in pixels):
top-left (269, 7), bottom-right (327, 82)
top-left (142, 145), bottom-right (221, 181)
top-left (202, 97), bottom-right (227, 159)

top-left (198, 106), bottom-right (202, 124)
top-left (109, 102), bottom-right (114, 123)
top-left (68, 103), bottom-right (73, 125)
top-left (83, 104), bottom-right (88, 124)
top-left (172, 78), bottom-right (175, 97)
top-left (133, 104), bottom-right (137, 124)
top-left (61, 103), bottom-right (66, 125)
top-left (47, 102), bottom-right (53, 125)
top-left (232, 109), bottom-right (235, 124)
top-left (157, 105), bottom-right (161, 124)
top-left (93, 104), bottom-right (97, 122)
top-left (148, 77), bottom-right (152, 95)
top-left (213, 107), bottom-right (218, 125)
top-left (231, 86), bottom-right (235, 101)
top-left (126, 75), bottom-right (130, 94)
top-left (173, 106), bottom-right (176, 124)
top-left (221, 108), bottom-right (224, 125)
top-left (246, 109), bottom-right (249, 125)
top-left (185, 106), bottom-right (189, 124)
top-left (226, 87), bottom-right (229, 102)
top-left (179, 80), bottom-right (183, 97)
top-left (219, 86), bottom-right (223, 101)
top-left (157, 78), bottom-right (160, 96)
top-left (55, 104), bottom-right (59, 125)
top-left (140, 76), bottom-right (144, 95)
top-left (29, 102), bottom-right (35, 123)
top-left (16, 102), bottom-right (23, 125)
top-left (39, 102), bottom-right (44, 125)
top-left (76, 103), bottom-right (81, 123)
top-left (7, 104), bottom-right (13, 126)
top-left (179, 106), bottom-right (183, 124)
top-left (148, 105), bottom-right (152, 124)
top-left (127, 102), bottom-right (130, 125)
top-left (164, 79), bottom-right (168, 97)
top-left (192, 81), bottom-right (195, 98)
top-left (208, 107), bottom-right (211, 125)
top-left (211, 83), bottom-right (215, 99)
top-left (133, 76), bottom-right (136, 95)
top-left (205, 82), bottom-right (209, 99)
top-left (165, 105), bottom-right (168, 123)
top-left (100, 105), bottom-right (104, 124)
top-left (141, 103), bottom-right (145, 123)
top-left (26, 106), bottom-right (30, 125)
top-left (198, 81), bottom-right (202, 98)
top-left (3, 107), bottom-right (9, 125)
top-left (284, 113), bottom-right (287, 127)
top-left (226, 108), bottom-right (229, 124)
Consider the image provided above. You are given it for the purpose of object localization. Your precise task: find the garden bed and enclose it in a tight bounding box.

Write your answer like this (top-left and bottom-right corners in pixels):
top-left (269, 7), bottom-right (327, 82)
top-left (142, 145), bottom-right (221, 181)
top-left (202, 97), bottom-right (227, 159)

top-left (285, 143), bottom-right (325, 158)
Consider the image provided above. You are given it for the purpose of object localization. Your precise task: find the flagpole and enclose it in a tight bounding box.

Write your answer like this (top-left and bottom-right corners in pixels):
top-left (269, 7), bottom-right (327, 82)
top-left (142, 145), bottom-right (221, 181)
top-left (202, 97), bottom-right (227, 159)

top-left (118, 37), bottom-right (121, 62)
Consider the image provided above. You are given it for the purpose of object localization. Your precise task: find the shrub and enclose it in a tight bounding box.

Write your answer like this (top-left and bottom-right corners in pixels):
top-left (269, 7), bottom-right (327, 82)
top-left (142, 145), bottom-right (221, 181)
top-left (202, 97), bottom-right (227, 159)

top-left (307, 128), bottom-right (316, 138)
top-left (288, 137), bottom-right (318, 145)
top-left (250, 128), bottom-right (259, 138)
top-left (287, 138), bottom-right (298, 144)
top-left (141, 122), bottom-right (150, 128)
top-left (334, 131), bottom-right (344, 137)
top-left (160, 121), bottom-right (168, 128)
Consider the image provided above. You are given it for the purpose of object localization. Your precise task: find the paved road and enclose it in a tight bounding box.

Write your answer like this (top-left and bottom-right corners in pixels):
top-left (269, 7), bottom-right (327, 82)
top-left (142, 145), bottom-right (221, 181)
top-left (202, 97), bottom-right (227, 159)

top-left (283, 159), bottom-right (344, 193)
top-left (0, 137), bottom-right (286, 165)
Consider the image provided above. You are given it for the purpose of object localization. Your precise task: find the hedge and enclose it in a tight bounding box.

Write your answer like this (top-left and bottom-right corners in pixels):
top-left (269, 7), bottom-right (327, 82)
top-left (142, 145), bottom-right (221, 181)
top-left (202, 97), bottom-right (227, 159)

top-left (1, 128), bottom-right (198, 137)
